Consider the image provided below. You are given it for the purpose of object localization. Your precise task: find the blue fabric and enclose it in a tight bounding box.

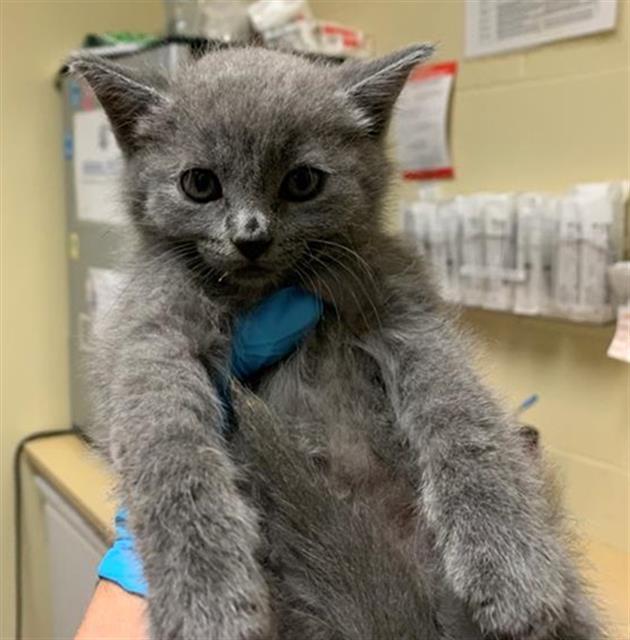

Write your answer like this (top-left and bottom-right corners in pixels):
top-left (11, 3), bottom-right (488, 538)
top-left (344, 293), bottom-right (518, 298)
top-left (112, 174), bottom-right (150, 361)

top-left (98, 286), bottom-right (322, 596)
top-left (231, 286), bottom-right (323, 379)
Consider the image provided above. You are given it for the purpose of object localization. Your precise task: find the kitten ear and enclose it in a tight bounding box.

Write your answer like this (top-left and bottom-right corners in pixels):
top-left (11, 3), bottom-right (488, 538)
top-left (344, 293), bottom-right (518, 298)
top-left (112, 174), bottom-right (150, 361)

top-left (338, 43), bottom-right (435, 137)
top-left (65, 55), bottom-right (169, 155)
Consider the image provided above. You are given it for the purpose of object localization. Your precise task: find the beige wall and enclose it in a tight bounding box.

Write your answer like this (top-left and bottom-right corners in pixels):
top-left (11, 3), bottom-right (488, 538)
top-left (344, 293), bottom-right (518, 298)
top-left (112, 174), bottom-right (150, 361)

top-left (312, 0), bottom-right (629, 551)
top-left (0, 2), bottom-right (164, 637)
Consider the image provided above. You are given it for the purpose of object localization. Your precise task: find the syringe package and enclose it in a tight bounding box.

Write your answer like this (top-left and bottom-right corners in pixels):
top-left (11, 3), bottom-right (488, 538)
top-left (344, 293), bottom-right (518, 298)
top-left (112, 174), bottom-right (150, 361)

top-left (479, 193), bottom-right (516, 311)
top-left (401, 181), bottom-right (628, 323)
top-left (459, 196), bottom-right (486, 308)
top-left (514, 194), bottom-right (556, 316)
top-left (437, 198), bottom-right (463, 303)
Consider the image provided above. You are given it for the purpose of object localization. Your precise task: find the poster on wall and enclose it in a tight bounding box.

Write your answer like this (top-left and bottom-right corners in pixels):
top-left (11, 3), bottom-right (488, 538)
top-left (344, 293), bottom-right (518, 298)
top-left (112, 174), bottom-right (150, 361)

top-left (393, 61), bottom-right (457, 181)
top-left (73, 109), bottom-right (125, 224)
top-left (465, 0), bottom-right (618, 58)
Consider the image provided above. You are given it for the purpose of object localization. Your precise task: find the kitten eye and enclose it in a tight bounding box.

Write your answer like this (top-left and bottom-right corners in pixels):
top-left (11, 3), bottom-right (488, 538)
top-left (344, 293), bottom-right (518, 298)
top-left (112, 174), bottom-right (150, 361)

top-left (279, 166), bottom-right (326, 202)
top-left (180, 168), bottom-right (222, 203)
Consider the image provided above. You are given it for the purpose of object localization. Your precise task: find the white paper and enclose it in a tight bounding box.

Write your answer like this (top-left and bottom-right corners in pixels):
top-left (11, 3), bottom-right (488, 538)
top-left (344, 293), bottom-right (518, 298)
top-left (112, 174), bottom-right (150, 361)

top-left (73, 109), bottom-right (125, 224)
top-left (607, 305), bottom-right (630, 362)
top-left (85, 267), bottom-right (128, 341)
top-left (393, 63), bottom-right (456, 180)
top-left (466, 0), bottom-right (618, 58)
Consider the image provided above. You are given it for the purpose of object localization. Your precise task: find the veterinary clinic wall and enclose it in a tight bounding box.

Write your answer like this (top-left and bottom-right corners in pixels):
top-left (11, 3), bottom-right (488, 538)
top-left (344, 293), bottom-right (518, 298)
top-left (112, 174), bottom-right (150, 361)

top-left (311, 0), bottom-right (629, 553)
top-left (0, 2), bottom-right (164, 637)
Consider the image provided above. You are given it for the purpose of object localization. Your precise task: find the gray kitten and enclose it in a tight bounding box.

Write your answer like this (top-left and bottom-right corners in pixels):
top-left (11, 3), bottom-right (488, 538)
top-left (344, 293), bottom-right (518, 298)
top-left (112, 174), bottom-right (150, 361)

top-left (70, 45), bottom-right (605, 639)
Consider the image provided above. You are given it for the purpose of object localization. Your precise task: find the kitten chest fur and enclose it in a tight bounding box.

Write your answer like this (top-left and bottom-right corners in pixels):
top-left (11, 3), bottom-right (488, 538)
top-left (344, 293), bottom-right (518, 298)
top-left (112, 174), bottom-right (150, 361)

top-left (237, 313), bottom-right (419, 540)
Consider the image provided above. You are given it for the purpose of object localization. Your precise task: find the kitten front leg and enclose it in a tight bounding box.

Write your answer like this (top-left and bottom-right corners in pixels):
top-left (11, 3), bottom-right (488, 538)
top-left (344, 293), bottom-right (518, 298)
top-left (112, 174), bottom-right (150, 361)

top-left (127, 428), bottom-right (271, 640)
top-left (420, 423), bottom-right (567, 639)
top-left (370, 310), bottom-right (578, 639)
top-left (93, 310), bottom-right (271, 639)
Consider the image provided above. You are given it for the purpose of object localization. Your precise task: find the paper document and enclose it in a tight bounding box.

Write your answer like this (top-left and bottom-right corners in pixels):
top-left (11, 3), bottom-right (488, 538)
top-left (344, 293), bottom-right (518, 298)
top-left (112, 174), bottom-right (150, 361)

top-left (607, 306), bottom-right (630, 363)
top-left (73, 109), bottom-right (125, 224)
top-left (465, 0), bottom-right (618, 58)
top-left (86, 268), bottom-right (128, 336)
top-left (393, 62), bottom-right (456, 181)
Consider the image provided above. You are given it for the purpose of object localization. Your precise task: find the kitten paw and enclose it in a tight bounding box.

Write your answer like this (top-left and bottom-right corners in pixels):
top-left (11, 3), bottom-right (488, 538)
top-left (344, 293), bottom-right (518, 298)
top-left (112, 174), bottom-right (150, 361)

top-left (446, 534), bottom-right (566, 639)
top-left (150, 587), bottom-right (273, 640)
top-left (148, 551), bottom-right (273, 640)
top-left (473, 593), bottom-right (555, 640)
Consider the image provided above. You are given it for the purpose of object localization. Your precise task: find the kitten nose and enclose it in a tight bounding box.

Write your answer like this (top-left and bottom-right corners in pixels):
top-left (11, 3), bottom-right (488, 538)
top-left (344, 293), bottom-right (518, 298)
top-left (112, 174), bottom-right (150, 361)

top-left (233, 238), bottom-right (272, 261)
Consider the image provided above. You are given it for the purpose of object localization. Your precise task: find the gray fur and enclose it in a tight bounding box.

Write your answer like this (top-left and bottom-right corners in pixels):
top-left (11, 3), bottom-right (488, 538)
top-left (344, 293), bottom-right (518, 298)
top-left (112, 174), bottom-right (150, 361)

top-left (71, 45), bottom-right (606, 639)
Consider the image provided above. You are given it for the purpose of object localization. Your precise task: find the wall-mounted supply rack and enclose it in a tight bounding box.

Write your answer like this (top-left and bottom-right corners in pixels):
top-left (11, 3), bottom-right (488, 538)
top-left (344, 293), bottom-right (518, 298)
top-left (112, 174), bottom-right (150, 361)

top-left (402, 182), bottom-right (629, 324)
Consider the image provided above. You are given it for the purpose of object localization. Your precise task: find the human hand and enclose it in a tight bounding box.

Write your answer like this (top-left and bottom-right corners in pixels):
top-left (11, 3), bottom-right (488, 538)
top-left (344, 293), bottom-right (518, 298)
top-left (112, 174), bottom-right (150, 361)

top-left (75, 580), bottom-right (148, 640)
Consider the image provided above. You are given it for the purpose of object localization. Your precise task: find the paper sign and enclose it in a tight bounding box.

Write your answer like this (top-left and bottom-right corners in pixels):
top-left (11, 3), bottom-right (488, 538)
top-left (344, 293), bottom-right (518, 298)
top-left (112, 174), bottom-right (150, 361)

top-left (393, 61), bottom-right (456, 181)
top-left (85, 267), bottom-right (128, 340)
top-left (465, 0), bottom-right (618, 58)
top-left (73, 109), bottom-right (125, 224)
top-left (607, 305), bottom-right (630, 363)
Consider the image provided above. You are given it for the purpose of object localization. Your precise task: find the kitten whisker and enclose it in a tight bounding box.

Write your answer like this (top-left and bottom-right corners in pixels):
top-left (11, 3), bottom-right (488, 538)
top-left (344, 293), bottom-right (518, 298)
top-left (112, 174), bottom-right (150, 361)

top-left (306, 250), bottom-right (375, 333)
top-left (308, 266), bottom-right (342, 326)
top-left (298, 253), bottom-right (342, 325)
top-left (310, 238), bottom-right (378, 289)
top-left (310, 248), bottom-right (383, 333)
top-left (294, 261), bottom-right (341, 326)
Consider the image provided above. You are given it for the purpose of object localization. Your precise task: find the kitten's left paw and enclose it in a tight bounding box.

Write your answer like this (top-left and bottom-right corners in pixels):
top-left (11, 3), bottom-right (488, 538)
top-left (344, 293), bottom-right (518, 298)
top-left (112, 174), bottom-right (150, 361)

top-left (446, 533), bottom-right (566, 639)
top-left (473, 590), bottom-right (555, 640)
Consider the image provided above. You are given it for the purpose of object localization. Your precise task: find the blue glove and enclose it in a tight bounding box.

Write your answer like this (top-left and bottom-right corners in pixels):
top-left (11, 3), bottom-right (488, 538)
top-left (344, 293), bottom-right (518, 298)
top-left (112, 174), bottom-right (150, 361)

top-left (98, 286), bottom-right (322, 596)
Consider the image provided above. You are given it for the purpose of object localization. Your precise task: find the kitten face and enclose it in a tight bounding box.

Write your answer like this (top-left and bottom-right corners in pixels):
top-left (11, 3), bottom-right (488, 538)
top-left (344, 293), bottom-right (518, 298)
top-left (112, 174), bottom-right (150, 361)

top-left (135, 51), bottom-right (377, 287)
top-left (70, 45), bottom-right (433, 290)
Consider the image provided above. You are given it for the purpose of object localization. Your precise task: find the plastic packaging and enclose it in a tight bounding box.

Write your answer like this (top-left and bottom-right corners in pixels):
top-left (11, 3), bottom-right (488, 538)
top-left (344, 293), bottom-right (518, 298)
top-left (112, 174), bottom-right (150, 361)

top-left (438, 198), bottom-right (463, 303)
top-left (514, 194), bottom-right (555, 316)
top-left (261, 19), bottom-right (319, 53)
top-left (200, 0), bottom-right (251, 42)
top-left (402, 181), bottom-right (627, 323)
top-left (459, 196), bottom-right (486, 307)
top-left (479, 193), bottom-right (516, 311)
top-left (164, 0), bottom-right (251, 40)
top-left (248, 0), bottom-right (311, 33)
